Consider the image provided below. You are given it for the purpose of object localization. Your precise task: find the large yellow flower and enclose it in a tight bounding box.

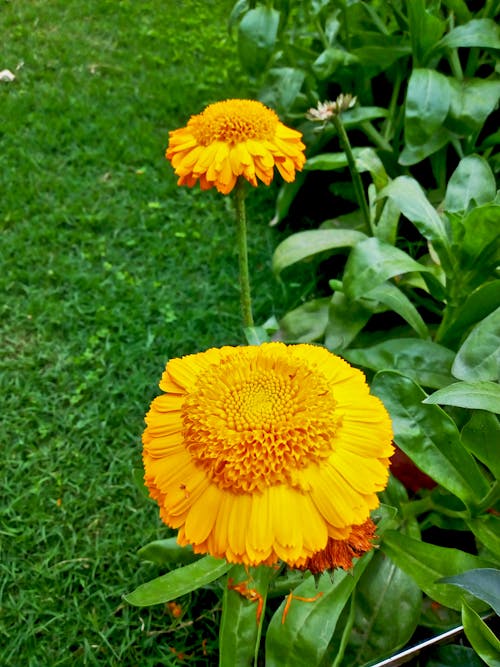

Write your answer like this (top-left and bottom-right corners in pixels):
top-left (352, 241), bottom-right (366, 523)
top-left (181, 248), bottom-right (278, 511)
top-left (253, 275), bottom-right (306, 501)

top-left (142, 343), bottom-right (393, 568)
top-left (166, 99), bottom-right (306, 194)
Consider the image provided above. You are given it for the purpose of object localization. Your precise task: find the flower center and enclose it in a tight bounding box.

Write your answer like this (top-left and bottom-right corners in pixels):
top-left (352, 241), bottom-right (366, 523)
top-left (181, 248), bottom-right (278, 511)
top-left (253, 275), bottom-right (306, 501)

top-left (181, 348), bottom-right (341, 493)
top-left (189, 99), bottom-right (278, 145)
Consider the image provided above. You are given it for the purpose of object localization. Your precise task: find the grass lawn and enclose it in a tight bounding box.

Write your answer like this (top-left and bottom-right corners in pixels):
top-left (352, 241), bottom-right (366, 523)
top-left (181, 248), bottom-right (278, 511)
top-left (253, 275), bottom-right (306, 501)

top-left (1, 1), bottom-right (285, 664)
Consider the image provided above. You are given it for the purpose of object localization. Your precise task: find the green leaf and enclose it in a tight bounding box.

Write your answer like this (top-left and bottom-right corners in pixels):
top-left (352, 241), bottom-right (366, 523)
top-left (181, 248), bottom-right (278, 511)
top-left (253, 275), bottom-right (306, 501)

top-left (355, 147), bottom-right (389, 191)
top-left (312, 47), bottom-right (358, 80)
top-left (447, 79), bottom-right (500, 136)
top-left (407, 0), bottom-right (446, 64)
top-left (371, 371), bottom-right (490, 506)
top-left (265, 553), bottom-right (373, 667)
top-left (404, 69), bottom-right (451, 148)
top-left (365, 282), bottom-right (429, 339)
top-left (440, 280), bottom-right (500, 348)
top-left (467, 516), bottom-right (500, 560)
top-left (324, 292), bottom-right (374, 352)
top-left (399, 128), bottom-right (452, 165)
top-left (260, 67), bottom-right (305, 114)
top-left (280, 298), bottom-right (330, 343)
top-left (461, 411), bottom-right (500, 480)
top-left (343, 237), bottom-right (432, 301)
top-left (343, 339), bottom-right (455, 389)
top-left (351, 39), bottom-right (411, 70)
top-left (424, 381), bottom-right (500, 413)
top-left (441, 0), bottom-right (472, 23)
top-left (452, 307), bottom-right (500, 381)
top-left (219, 565), bottom-right (274, 667)
top-left (341, 550), bottom-right (422, 666)
top-left (244, 325), bottom-right (270, 346)
top-left (426, 644), bottom-right (485, 667)
top-left (124, 556), bottom-right (231, 606)
top-left (237, 6), bottom-right (280, 76)
top-left (434, 18), bottom-right (500, 51)
top-left (304, 152), bottom-right (350, 171)
top-left (379, 176), bottom-right (451, 263)
top-left (462, 600), bottom-right (500, 667)
top-left (454, 205), bottom-right (500, 281)
top-left (305, 147), bottom-right (388, 191)
top-left (342, 106), bottom-right (388, 128)
top-left (444, 156), bottom-right (497, 212)
top-left (441, 569), bottom-right (500, 615)
top-left (137, 538), bottom-right (199, 566)
top-left (228, 0), bottom-right (250, 38)
top-left (272, 229), bottom-right (366, 275)
top-left (375, 197), bottom-right (400, 245)
top-left (381, 531), bottom-right (493, 610)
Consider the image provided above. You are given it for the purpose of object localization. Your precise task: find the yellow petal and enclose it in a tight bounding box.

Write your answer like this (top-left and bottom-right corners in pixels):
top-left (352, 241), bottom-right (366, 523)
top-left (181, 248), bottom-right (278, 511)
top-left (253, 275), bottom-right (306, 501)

top-left (184, 483), bottom-right (223, 544)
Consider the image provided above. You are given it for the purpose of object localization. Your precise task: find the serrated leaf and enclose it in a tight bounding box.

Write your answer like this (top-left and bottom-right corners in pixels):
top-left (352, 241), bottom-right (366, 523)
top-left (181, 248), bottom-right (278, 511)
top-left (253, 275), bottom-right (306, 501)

top-left (441, 569), bottom-right (500, 615)
top-left (343, 237), bottom-right (432, 301)
top-left (381, 531), bottom-right (493, 610)
top-left (371, 371), bottom-right (490, 506)
top-left (424, 381), bottom-right (500, 413)
top-left (272, 229), bottom-right (366, 275)
top-left (452, 307), bottom-right (500, 381)
top-left (125, 556), bottom-right (231, 606)
top-left (343, 339), bottom-right (455, 389)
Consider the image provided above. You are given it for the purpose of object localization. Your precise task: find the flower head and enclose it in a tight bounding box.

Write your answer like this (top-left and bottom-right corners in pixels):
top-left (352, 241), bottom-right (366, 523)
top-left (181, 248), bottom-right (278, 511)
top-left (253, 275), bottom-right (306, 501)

top-left (166, 99), bottom-right (306, 194)
top-left (307, 94), bottom-right (357, 122)
top-left (142, 343), bottom-right (393, 568)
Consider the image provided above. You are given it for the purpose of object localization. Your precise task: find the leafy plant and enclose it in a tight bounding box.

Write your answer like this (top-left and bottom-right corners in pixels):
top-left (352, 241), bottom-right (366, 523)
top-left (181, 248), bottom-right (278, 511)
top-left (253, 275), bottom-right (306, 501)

top-left (205, 1), bottom-right (500, 664)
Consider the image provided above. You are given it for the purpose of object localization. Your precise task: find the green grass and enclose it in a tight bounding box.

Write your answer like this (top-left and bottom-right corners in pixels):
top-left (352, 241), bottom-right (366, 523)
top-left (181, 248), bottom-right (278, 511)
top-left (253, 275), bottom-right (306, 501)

top-left (0, 1), bottom-right (284, 664)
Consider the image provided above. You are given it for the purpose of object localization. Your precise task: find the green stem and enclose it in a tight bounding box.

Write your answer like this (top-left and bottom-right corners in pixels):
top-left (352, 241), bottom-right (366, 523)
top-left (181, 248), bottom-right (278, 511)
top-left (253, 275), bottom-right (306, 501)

top-left (361, 121), bottom-right (393, 153)
top-left (332, 115), bottom-right (372, 234)
top-left (234, 179), bottom-right (254, 329)
top-left (383, 70), bottom-right (403, 143)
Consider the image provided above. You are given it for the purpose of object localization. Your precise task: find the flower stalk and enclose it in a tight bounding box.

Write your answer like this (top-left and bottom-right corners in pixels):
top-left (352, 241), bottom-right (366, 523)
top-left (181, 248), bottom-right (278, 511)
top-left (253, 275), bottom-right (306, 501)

top-left (234, 179), bottom-right (254, 329)
top-left (332, 114), bottom-right (372, 235)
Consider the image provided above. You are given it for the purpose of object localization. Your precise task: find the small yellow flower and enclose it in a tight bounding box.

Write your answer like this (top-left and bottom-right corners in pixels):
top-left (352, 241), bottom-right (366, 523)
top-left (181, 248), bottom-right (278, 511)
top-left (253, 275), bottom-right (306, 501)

top-left (166, 99), bottom-right (306, 194)
top-left (142, 343), bottom-right (393, 567)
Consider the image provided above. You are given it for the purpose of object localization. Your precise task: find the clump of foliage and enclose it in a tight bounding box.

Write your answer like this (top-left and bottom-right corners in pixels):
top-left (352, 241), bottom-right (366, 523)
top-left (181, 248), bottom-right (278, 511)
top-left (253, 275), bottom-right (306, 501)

top-left (193, 0), bottom-right (499, 664)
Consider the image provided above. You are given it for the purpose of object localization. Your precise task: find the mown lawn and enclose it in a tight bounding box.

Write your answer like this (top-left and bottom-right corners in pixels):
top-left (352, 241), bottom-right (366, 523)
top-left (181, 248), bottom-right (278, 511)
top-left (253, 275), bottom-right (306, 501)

top-left (0, 1), bottom-right (283, 664)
